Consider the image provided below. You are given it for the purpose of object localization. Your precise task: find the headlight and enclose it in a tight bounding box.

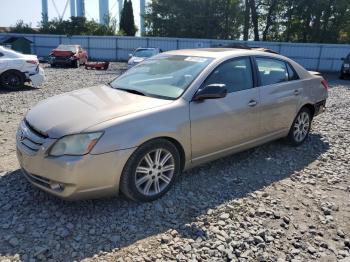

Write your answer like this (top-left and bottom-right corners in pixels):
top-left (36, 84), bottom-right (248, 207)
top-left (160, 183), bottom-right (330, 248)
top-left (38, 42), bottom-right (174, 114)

top-left (344, 63), bottom-right (350, 68)
top-left (49, 132), bottom-right (103, 156)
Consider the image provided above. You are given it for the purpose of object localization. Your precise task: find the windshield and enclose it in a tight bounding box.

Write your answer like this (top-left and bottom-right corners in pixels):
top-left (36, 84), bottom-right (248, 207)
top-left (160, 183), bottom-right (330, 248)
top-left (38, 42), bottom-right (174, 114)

top-left (56, 45), bottom-right (78, 52)
top-left (134, 49), bottom-right (158, 58)
top-left (110, 55), bottom-right (213, 99)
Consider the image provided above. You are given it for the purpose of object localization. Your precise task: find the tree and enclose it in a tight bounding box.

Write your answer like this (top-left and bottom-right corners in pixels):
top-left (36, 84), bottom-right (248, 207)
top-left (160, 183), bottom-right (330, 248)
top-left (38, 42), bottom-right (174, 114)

top-left (145, 0), bottom-right (243, 39)
top-left (10, 20), bottom-right (37, 34)
top-left (37, 16), bottom-right (118, 36)
top-left (243, 0), bottom-right (250, 41)
top-left (120, 0), bottom-right (137, 36)
top-left (247, 0), bottom-right (259, 41)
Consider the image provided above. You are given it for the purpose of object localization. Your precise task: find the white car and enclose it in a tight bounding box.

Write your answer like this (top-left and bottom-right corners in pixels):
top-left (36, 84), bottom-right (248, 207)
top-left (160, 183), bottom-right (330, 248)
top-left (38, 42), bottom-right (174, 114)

top-left (127, 48), bottom-right (162, 69)
top-left (0, 46), bottom-right (45, 89)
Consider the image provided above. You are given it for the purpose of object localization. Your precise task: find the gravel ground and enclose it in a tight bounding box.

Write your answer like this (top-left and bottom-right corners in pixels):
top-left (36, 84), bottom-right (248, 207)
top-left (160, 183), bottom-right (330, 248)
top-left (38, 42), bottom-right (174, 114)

top-left (0, 64), bottom-right (349, 262)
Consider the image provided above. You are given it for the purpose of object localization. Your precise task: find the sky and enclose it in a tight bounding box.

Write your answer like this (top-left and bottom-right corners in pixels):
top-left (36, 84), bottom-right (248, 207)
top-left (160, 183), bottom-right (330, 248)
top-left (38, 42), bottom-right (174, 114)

top-left (0, 0), bottom-right (142, 30)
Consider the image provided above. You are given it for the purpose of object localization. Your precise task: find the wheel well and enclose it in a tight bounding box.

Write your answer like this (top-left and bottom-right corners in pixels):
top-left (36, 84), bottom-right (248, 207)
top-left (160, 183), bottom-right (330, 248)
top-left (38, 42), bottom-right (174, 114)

top-left (0, 69), bottom-right (25, 80)
top-left (301, 104), bottom-right (315, 119)
top-left (151, 137), bottom-right (186, 172)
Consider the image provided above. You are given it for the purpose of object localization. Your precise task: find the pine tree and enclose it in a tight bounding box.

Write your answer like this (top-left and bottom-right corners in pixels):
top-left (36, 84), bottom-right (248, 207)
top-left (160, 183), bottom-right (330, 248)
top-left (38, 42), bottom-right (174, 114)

top-left (119, 0), bottom-right (137, 36)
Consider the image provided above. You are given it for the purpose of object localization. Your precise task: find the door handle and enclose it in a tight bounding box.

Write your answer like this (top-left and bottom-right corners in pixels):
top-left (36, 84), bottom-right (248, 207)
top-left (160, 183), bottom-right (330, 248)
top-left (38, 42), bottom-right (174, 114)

top-left (248, 100), bottom-right (258, 107)
top-left (294, 89), bottom-right (300, 96)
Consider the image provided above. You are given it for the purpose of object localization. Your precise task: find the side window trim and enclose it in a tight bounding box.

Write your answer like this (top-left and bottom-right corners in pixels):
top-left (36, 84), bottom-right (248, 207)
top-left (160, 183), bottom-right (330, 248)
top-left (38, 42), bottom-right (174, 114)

top-left (254, 56), bottom-right (290, 87)
top-left (286, 62), bottom-right (300, 81)
top-left (200, 56), bottom-right (256, 91)
top-left (250, 56), bottom-right (259, 87)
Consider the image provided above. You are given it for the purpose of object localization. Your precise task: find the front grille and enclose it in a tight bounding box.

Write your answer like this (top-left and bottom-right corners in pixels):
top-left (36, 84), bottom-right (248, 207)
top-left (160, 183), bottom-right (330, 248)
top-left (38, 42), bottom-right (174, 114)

top-left (54, 57), bottom-right (71, 62)
top-left (19, 120), bottom-right (47, 153)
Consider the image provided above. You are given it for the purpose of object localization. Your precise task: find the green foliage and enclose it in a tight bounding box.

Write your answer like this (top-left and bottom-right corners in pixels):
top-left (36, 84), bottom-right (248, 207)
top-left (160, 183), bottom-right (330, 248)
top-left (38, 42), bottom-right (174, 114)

top-left (8, 0), bottom-right (350, 43)
top-left (146, 0), bottom-right (350, 43)
top-left (145, 0), bottom-right (243, 39)
top-left (10, 20), bottom-right (37, 34)
top-left (120, 0), bottom-right (137, 36)
top-left (11, 15), bottom-right (118, 36)
top-left (276, 0), bottom-right (350, 43)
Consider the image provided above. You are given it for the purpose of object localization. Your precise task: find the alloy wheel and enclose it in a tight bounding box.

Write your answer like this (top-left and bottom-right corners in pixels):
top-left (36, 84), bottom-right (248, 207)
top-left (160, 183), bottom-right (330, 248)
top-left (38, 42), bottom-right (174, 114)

top-left (293, 111), bottom-right (310, 142)
top-left (135, 148), bottom-right (175, 196)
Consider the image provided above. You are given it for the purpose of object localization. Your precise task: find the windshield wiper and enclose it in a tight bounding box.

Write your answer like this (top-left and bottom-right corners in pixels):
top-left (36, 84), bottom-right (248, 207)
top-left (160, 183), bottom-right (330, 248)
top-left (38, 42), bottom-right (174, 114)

top-left (115, 87), bottom-right (147, 97)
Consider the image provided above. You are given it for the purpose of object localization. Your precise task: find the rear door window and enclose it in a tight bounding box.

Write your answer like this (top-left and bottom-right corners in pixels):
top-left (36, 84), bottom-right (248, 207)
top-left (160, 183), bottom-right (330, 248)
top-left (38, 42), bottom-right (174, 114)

top-left (256, 58), bottom-right (288, 86)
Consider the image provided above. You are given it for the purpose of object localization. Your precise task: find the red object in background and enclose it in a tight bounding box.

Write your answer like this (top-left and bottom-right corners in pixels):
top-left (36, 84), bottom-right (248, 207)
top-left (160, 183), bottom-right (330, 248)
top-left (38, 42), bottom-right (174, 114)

top-left (49, 44), bottom-right (88, 67)
top-left (84, 61), bottom-right (110, 70)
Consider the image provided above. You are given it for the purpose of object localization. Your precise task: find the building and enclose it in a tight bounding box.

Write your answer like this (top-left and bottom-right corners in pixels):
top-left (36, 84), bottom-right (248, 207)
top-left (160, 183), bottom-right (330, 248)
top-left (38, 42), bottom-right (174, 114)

top-left (0, 36), bottom-right (33, 54)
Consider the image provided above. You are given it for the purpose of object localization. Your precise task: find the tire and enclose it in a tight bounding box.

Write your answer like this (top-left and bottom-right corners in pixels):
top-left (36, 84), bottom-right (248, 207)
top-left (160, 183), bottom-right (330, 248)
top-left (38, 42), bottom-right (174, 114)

top-left (287, 107), bottom-right (312, 146)
top-left (0, 70), bottom-right (24, 90)
top-left (51, 63), bottom-right (56, 68)
top-left (74, 60), bottom-right (80, 68)
top-left (120, 139), bottom-right (181, 202)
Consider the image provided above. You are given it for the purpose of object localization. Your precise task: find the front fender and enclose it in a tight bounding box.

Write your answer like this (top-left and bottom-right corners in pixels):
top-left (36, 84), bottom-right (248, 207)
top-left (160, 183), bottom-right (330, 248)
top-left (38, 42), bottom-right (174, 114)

top-left (87, 100), bottom-right (191, 162)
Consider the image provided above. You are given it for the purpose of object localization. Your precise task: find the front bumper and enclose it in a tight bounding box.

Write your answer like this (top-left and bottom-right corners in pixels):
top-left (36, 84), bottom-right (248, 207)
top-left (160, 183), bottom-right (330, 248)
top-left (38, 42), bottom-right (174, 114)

top-left (341, 66), bottom-right (350, 75)
top-left (49, 56), bottom-right (75, 65)
top-left (16, 121), bottom-right (135, 200)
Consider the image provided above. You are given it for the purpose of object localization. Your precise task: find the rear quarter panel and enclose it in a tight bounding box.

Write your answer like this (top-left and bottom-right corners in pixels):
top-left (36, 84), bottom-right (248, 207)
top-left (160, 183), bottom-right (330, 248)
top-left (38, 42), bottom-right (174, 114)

top-left (298, 75), bottom-right (328, 113)
top-left (287, 59), bottom-right (328, 112)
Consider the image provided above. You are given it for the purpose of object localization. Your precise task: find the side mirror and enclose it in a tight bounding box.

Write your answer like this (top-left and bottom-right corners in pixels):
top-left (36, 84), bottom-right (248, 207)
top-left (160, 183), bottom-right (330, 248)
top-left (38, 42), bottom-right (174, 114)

top-left (128, 53), bottom-right (133, 58)
top-left (341, 57), bottom-right (345, 61)
top-left (193, 84), bottom-right (227, 101)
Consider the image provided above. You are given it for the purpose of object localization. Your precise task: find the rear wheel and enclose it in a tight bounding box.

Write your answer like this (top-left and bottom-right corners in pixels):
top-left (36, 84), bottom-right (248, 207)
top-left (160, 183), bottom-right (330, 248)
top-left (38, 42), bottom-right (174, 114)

top-left (287, 107), bottom-right (312, 146)
top-left (120, 139), bottom-right (181, 202)
top-left (0, 70), bottom-right (24, 90)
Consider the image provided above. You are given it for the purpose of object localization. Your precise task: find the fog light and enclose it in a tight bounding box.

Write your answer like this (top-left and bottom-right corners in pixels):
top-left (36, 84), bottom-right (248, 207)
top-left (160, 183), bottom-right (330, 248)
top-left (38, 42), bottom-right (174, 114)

top-left (50, 183), bottom-right (64, 192)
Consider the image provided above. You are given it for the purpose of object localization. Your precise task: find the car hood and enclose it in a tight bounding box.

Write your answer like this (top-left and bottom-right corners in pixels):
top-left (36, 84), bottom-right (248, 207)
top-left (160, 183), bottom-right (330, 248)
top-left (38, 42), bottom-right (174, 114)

top-left (51, 50), bottom-right (75, 57)
top-left (25, 85), bottom-right (173, 138)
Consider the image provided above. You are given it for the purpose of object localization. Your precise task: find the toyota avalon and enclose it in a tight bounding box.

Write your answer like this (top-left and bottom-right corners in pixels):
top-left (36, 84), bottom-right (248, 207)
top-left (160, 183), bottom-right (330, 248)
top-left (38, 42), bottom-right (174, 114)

top-left (16, 48), bottom-right (328, 201)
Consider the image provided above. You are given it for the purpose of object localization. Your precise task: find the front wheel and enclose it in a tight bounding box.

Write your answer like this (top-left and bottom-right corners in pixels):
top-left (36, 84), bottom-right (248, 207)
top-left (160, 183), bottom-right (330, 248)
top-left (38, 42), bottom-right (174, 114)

top-left (287, 108), bottom-right (312, 146)
top-left (120, 139), bottom-right (181, 202)
top-left (73, 59), bottom-right (80, 68)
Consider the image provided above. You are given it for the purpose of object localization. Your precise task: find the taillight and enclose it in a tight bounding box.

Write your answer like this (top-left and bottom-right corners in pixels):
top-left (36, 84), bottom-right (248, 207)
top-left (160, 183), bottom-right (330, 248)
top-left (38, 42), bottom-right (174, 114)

top-left (321, 79), bottom-right (329, 91)
top-left (26, 60), bottom-right (38, 65)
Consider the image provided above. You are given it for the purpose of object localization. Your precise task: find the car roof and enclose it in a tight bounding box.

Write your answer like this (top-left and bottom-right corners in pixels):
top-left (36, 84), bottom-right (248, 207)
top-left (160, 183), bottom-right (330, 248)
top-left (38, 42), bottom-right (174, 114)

top-left (0, 46), bottom-right (23, 57)
top-left (164, 48), bottom-right (283, 59)
top-left (136, 47), bottom-right (159, 50)
top-left (57, 44), bottom-right (80, 48)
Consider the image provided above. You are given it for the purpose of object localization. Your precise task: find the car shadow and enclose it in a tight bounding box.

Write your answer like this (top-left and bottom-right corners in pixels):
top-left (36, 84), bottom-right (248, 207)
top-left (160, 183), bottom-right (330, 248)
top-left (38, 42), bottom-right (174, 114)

top-left (0, 84), bottom-right (37, 93)
top-left (0, 133), bottom-right (329, 261)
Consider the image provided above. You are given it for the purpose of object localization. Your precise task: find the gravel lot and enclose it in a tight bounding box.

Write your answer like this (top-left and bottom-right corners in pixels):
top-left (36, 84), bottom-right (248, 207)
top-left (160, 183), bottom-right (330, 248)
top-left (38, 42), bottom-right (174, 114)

top-left (0, 64), bottom-right (349, 262)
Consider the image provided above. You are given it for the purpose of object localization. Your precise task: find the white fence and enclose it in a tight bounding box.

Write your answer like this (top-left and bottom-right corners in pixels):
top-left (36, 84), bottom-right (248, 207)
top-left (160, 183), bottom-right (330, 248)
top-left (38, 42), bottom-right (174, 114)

top-left (1, 33), bottom-right (350, 72)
